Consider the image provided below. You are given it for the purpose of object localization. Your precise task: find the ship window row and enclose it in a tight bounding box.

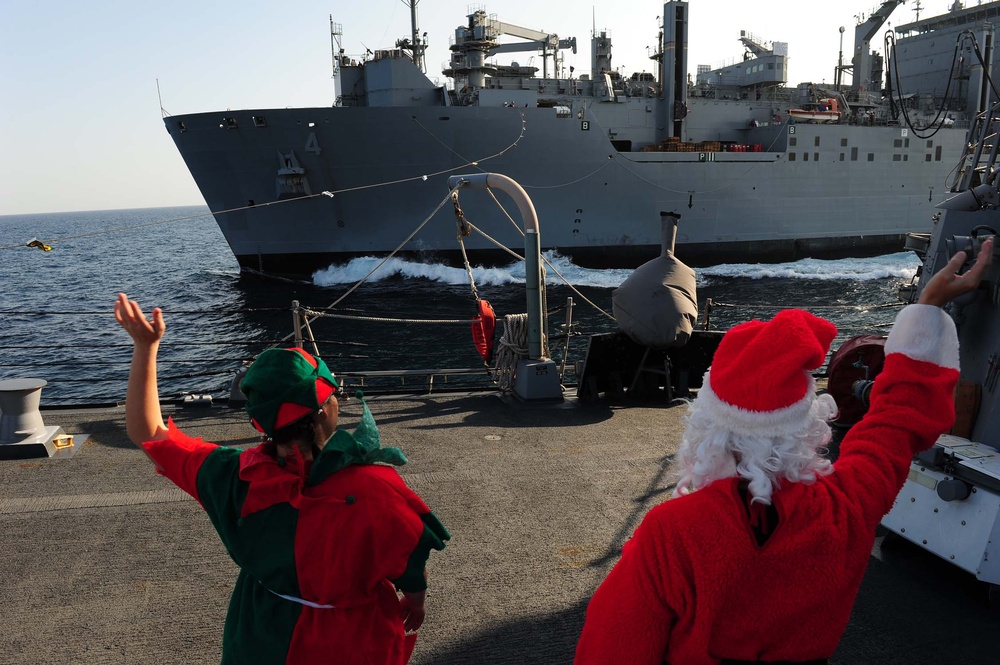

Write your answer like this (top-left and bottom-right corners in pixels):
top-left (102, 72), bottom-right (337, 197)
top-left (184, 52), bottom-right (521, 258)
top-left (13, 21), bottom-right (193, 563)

top-left (789, 149), bottom-right (940, 162)
top-left (897, 6), bottom-right (1000, 38)
top-left (792, 136), bottom-right (928, 150)
top-left (789, 150), bottom-right (880, 161)
top-left (791, 136), bottom-right (927, 153)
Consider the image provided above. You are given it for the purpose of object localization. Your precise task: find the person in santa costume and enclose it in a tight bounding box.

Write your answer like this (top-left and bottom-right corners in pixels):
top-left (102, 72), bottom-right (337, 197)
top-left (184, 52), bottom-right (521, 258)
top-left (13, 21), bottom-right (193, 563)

top-left (114, 292), bottom-right (450, 664)
top-left (575, 237), bottom-right (994, 665)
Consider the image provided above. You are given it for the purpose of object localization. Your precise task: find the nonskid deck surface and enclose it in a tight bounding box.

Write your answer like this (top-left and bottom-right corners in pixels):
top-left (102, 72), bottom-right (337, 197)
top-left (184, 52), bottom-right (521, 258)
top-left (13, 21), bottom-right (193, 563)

top-left (1, 392), bottom-right (996, 664)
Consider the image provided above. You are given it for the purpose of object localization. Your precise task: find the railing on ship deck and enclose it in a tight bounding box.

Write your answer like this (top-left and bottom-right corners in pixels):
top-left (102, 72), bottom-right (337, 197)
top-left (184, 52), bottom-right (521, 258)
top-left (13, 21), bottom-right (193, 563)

top-left (0, 297), bottom-right (908, 409)
top-left (0, 298), bottom-right (584, 408)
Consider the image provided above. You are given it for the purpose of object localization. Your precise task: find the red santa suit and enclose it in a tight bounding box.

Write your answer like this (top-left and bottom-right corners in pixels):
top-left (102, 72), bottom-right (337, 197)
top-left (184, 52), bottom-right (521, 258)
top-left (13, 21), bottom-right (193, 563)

top-left (575, 305), bottom-right (960, 664)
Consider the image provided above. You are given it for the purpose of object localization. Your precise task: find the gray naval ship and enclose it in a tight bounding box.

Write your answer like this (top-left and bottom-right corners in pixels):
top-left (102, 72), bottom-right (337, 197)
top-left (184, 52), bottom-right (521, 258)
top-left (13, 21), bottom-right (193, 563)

top-left (165, 0), bottom-right (988, 278)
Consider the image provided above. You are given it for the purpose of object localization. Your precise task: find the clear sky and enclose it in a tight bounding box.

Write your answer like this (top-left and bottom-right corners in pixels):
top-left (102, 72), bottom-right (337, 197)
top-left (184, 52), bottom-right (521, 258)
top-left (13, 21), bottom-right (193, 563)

top-left (1, 0), bottom-right (955, 215)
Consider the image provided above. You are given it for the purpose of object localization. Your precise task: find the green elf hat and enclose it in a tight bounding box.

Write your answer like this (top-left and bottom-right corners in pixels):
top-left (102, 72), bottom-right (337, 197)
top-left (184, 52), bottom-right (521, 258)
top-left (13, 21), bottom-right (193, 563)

top-left (241, 348), bottom-right (338, 437)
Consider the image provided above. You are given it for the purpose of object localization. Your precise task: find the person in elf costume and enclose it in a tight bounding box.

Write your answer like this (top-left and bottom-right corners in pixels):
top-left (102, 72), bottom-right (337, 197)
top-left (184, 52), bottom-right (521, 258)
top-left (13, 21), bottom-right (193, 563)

top-left (114, 292), bottom-right (450, 665)
top-left (575, 237), bottom-right (994, 665)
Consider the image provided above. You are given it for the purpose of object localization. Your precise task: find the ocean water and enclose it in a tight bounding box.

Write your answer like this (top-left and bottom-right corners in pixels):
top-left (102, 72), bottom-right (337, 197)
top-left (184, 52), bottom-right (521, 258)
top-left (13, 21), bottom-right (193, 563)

top-left (0, 205), bottom-right (920, 406)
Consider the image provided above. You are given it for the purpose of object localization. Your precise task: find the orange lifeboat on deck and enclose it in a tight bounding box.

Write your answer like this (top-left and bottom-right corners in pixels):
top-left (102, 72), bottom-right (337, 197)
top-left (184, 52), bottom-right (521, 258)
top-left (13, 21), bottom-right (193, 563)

top-left (789, 98), bottom-right (842, 124)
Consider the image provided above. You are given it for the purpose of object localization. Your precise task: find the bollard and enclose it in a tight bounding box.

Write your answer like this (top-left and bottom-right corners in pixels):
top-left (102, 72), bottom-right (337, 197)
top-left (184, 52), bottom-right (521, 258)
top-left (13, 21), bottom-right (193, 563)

top-left (0, 378), bottom-right (88, 460)
top-left (0, 378), bottom-right (47, 444)
top-left (229, 367), bottom-right (249, 408)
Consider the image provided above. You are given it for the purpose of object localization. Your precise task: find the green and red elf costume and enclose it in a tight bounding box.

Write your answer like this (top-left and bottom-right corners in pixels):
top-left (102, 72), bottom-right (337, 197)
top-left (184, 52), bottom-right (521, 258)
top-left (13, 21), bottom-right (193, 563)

top-left (142, 348), bottom-right (449, 664)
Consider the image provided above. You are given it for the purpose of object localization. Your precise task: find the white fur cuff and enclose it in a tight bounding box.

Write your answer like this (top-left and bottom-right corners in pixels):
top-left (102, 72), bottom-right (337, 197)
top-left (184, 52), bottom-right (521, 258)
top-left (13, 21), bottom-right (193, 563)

top-left (884, 304), bottom-right (959, 370)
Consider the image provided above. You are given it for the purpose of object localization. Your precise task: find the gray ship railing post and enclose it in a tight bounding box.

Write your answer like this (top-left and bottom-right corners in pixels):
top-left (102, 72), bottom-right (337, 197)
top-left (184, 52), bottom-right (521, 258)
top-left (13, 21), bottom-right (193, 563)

top-left (292, 300), bottom-right (304, 349)
top-left (447, 173), bottom-right (562, 401)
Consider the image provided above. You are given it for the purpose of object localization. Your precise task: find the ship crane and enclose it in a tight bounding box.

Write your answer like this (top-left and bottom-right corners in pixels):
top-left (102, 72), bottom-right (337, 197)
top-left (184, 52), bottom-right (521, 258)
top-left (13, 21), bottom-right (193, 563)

top-left (847, 0), bottom-right (905, 95)
top-left (485, 20), bottom-right (577, 79)
top-left (738, 30), bottom-right (773, 59)
top-left (447, 10), bottom-right (577, 88)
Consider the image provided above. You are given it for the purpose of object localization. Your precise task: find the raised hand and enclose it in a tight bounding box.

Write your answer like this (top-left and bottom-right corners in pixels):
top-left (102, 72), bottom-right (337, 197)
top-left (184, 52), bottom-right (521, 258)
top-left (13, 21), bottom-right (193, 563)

top-left (114, 292), bottom-right (168, 445)
top-left (919, 236), bottom-right (994, 307)
top-left (115, 292), bottom-right (166, 346)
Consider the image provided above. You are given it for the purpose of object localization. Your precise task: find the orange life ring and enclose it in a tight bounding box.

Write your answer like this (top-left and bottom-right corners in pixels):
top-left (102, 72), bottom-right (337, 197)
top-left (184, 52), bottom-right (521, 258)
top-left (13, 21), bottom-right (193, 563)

top-left (471, 299), bottom-right (497, 364)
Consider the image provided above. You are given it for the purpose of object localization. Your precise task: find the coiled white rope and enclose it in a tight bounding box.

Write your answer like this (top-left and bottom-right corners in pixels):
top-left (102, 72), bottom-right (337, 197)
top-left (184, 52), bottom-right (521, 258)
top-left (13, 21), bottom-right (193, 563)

top-left (492, 313), bottom-right (529, 391)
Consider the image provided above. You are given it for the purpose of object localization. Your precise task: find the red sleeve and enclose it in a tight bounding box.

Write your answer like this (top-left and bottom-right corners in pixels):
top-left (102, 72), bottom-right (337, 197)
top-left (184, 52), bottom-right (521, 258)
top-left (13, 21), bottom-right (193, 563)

top-left (142, 417), bottom-right (219, 505)
top-left (362, 466), bottom-right (433, 578)
top-left (832, 354), bottom-right (958, 525)
top-left (575, 515), bottom-right (677, 665)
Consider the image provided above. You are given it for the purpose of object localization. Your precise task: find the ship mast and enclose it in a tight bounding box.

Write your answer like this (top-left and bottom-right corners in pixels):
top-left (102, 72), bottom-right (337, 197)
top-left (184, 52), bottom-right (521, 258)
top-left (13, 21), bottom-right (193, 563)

top-left (404, 0), bottom-right (426, 73)
top-left (330, 17), bottom-right (343, 79)
top-left (330, 17), bottom-right (344, 105)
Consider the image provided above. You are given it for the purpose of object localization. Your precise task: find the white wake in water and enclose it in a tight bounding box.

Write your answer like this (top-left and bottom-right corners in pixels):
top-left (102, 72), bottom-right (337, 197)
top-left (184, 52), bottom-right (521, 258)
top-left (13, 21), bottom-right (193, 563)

top-left (311, 251), bottom-right (632, 288)
top-left (698, 252), bottom-right (921, 283)
top-left (312, 251), bottom-right (921, 289)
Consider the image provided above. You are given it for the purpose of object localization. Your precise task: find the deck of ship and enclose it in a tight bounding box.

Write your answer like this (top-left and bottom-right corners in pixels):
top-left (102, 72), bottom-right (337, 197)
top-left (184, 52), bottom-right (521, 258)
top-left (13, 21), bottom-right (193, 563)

top-left (1, 390), bottom-right (997, 664)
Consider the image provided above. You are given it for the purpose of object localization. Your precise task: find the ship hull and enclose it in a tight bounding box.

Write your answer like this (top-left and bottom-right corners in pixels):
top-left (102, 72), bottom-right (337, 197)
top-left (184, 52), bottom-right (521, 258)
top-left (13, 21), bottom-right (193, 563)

top-left (166, 104), bottom-right (963, 277)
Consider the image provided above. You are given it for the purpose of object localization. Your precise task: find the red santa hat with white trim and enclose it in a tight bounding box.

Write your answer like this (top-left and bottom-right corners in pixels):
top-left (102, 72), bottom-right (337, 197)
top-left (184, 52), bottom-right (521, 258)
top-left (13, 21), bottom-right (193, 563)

top-left (697, 309), bottom-right (838, 433)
